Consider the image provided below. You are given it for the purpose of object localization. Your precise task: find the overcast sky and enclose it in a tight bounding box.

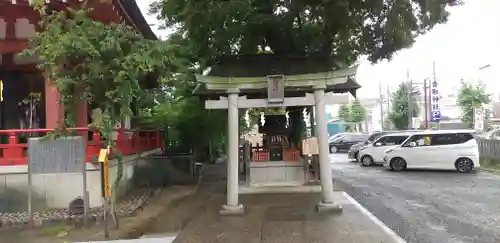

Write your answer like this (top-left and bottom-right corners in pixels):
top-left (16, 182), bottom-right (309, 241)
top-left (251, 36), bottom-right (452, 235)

top-left (137, 0), bottom-right (500, 99)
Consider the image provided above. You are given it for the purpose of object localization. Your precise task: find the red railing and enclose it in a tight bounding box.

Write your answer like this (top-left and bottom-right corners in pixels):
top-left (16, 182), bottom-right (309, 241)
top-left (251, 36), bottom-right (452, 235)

top-left (251, 149), bottom-right (301, 162)
top-left (0, 127), bottom-right (163, 166)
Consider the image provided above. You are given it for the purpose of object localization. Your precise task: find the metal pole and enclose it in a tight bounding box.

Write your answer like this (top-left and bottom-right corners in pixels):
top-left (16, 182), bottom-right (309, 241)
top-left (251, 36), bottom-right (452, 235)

top-left (386, 84), bottom-right (391, 129)
top-left (82, 156), bottom-right (88, 226)
top-left (432, 62), bottom-right (440, 130)
top-left (407, 69), bottom-right (412, 129)
top-left (379, 81), bottom-right (384, 131)
top-left (208, 109), bottom-right (213, 163)
top-left (27, 155), bottom-right (33, 228)
top-left (424, 78), bottom-right (428, 129)
top-left (101, 162), bottom-right (109, 239)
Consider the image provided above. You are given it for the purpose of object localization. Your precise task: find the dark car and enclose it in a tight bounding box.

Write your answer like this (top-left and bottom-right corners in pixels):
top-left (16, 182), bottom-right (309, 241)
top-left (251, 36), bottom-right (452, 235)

top-left (347, 130), bottom-right (422, 161)
top-left (329, 133), bottom-right (369, 153)
top-left (347, 131), bottom-right (392, 161)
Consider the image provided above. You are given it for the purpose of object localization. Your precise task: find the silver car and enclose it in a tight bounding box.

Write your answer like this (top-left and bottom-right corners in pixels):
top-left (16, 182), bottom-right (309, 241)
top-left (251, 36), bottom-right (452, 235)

top-left (347, 130), bottom-right (420, 162)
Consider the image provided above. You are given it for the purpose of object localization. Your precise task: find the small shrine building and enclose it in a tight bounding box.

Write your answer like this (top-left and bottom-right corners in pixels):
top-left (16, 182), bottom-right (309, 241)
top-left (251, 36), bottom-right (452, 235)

top-left (193, 54), bottom-right (360, 214)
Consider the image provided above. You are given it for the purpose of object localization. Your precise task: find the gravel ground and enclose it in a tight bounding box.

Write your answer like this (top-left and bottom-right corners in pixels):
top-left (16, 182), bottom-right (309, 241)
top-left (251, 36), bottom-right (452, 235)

top-left (0, 187), bottom-right (161, 228)
top-left (0, 185), bottom-right (196, 243)
top-left (330, 153), bottom-right (500, 243)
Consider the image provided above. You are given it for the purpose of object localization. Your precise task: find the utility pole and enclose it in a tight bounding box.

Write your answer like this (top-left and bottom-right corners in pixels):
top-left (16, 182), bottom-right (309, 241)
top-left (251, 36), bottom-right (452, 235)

top-left (423, 78), bottom-right (428, 129)
top-left (379, 80), bottom-right (384, 131)
top-left (432, 62), bottom-right (440, 130)
top-left (407, 69), bottom-right (413, 129)
top-left (386, 84), bottom-right (391, 129)
top-left (386, 85), bottom-right (391, 112)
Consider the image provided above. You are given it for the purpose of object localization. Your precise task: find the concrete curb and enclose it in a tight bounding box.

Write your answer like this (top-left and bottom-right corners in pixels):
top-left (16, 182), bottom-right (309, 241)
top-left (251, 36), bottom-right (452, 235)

top-left (342, 192), bottom-right (407, 243)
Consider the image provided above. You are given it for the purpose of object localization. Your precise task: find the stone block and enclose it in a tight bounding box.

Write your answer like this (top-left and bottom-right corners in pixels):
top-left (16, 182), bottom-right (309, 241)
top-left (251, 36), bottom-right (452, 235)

top-left (316, 201), bottom-right (343, 213)
top-left (219, 204), bottom-right (245, 216)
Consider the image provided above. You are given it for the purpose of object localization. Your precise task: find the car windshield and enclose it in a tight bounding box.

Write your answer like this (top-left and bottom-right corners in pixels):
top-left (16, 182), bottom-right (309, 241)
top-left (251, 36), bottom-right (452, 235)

top-left (328, 133), bottom-right (345, 142)
top-left (366, 132), bottom-right (388, 143)
top-left (358, 134), bottom-right (371, 141)
top-left (337, 134), bottom-right (369, 142)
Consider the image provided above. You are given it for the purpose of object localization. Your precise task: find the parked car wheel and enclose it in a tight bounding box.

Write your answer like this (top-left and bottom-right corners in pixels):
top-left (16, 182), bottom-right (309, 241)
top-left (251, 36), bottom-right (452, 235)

top-left (330, 146), bottom-right (338, 153)
top-left (390, 157), bottom-right (407, 172)
top-left (455, 158), bottom-right (473, 173)
top-left (360, 155), bottom-right (374, 167)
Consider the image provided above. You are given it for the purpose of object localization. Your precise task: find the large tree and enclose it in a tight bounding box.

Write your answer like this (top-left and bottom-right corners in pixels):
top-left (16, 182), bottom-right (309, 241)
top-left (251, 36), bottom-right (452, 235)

top-left (388, 83), bottom-right (420, 130)
top-left (457, 81), bottom-right (491, 128)
top-left (134, 71), bottom-right (230, 161)
top-left (151, 0), bottom-right (462, 66)
top-left (338, 104), bottom-right (351, 122)
top-left (148, 0), bottom-right (462, 156)
top-left (350, 99), bottom-right (367, 132)
top-left (350, 99), bottom-right (367, 123)
top-left (26, 2), bottom-right (182, 224)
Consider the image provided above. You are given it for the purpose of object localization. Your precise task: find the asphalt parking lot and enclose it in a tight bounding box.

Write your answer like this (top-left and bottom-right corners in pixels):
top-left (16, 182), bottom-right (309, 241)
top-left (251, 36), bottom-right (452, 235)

top-left (330, 153), bottom-right (500, 243)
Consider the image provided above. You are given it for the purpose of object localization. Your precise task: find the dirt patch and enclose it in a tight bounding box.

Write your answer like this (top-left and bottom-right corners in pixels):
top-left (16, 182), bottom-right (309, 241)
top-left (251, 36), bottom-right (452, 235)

top-left (0, 185), bottom-right (197, 243)
top-left (117, 185), bottom-right (197, 239)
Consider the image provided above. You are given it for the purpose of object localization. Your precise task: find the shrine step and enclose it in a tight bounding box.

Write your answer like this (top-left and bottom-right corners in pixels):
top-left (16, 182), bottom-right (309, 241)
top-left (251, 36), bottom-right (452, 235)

top-left (239, 184), bottom-right (322, 194)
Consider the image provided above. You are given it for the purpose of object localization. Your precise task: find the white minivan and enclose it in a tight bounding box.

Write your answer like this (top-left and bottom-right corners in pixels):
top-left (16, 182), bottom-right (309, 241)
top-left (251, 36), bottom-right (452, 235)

top-left (358, 133), bottom-right (412, 166)
top-left (382, 130), bottom-right (480, 173)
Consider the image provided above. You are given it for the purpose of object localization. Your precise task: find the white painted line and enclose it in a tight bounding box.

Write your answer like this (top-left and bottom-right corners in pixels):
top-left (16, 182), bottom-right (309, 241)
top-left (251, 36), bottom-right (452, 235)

top-left (342, 192), bottom-right (407, 243)
top-left (73, 235), bottom-right (176, 243)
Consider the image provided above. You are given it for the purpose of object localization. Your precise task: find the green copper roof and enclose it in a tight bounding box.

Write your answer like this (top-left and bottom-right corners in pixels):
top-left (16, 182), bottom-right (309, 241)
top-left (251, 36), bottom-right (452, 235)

top-left (193, 54), bottom-right (361, 98)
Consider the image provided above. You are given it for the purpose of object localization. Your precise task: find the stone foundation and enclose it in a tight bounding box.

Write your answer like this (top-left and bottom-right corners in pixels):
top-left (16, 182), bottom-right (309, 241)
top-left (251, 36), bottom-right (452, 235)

top-left (0, 149), bottom-right (161, 213)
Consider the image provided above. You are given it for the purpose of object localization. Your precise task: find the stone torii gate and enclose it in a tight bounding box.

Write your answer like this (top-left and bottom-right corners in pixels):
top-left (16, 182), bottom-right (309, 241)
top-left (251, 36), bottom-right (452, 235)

top-left (193, 55), bottom-right (360, 215)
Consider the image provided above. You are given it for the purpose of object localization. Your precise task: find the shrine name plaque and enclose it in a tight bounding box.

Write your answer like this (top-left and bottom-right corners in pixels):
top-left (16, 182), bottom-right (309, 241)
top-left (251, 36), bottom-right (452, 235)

top-left (302, 137), bottom-right (319, 155)
top-left (267, 74), bottom-right (285, 104)
top-left (269, 135), bottom-right (284, 161)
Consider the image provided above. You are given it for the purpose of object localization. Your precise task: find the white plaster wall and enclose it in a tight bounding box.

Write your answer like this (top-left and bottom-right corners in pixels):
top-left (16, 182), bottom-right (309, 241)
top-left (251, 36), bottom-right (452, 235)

top-left (14, 18), bottom-right (35, 39)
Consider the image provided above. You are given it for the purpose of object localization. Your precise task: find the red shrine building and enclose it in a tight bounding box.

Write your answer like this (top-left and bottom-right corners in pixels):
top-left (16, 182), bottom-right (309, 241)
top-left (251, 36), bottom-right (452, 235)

top-left (0, 0), bottom-right (162, 166)
top-left (0, 0), bottom-right (163, 213)
top-left (0, 0), bottom-right (156, 130)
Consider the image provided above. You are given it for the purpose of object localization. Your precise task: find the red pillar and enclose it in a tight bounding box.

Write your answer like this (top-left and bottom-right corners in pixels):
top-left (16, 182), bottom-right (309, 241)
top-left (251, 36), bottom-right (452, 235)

top-left (75, 101), bottom-right (88, 128)
top-left (75, 87), bottom-right (88, 128)
top-left (44, 79), bottom-right (64, 129)
top-left (44, 81), bottom-right (88, 129)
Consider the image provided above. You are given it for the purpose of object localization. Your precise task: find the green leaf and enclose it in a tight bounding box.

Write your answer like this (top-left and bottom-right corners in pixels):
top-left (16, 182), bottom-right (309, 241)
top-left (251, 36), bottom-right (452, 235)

top-left (388, 82), bottom-right (420, 130)
top-left (456, 80), bottom-right (491, 127)
top-left (151, 0), bottom-right (462, 65)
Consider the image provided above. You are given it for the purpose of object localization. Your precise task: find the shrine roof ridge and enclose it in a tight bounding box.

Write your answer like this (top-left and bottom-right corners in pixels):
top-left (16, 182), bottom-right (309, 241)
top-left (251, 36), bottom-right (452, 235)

top-left (207, 54), bottom-right (345, 77)
top-left (192, 76), bottom-right (360, 98)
